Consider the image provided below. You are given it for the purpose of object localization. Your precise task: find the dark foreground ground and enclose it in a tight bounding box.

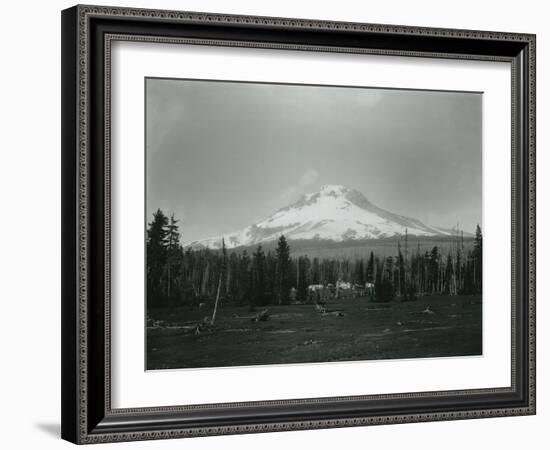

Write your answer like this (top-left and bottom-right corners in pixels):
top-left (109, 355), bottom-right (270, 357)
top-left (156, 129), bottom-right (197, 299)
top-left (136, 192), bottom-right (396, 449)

top-left (146, 295), bottom-right (482, 370)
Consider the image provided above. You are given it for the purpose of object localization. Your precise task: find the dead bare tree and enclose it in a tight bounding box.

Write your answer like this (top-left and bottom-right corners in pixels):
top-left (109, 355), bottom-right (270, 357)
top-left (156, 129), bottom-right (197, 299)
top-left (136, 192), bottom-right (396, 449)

top-left (211, 238), bottom-right (227, 326)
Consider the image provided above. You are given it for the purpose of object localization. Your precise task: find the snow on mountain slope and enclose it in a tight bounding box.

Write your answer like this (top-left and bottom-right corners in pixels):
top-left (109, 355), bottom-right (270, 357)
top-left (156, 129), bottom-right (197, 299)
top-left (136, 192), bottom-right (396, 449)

top-left (186, 185), bottom-right (457, 249)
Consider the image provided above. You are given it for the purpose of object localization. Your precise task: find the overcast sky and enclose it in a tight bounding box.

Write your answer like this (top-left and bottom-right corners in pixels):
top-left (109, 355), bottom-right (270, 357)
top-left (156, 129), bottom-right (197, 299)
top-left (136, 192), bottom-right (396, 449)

top-left (146, 78), bottom-right (482, 243)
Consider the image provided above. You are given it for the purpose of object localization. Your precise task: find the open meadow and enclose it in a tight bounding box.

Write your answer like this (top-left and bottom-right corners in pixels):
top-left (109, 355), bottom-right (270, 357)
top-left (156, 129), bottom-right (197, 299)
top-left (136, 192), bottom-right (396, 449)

top-left (147, 294), bottom-right (482, 370)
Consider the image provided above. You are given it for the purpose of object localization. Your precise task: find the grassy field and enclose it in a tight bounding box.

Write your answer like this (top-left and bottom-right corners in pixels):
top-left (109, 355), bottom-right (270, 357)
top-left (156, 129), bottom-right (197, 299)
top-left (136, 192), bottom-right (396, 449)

top-left (146, 294), bottom-right (482, 370)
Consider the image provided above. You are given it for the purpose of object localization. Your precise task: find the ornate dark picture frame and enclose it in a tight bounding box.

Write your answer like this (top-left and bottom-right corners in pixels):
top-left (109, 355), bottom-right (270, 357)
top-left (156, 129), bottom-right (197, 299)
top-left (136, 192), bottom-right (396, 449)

top-left (61, 4), bottom-right (536, 444)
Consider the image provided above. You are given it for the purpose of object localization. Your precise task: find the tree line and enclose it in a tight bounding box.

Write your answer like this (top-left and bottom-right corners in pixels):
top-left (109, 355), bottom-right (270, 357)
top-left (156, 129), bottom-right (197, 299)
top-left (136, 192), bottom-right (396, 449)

top-left (147, 209), bottom-right (482, 308)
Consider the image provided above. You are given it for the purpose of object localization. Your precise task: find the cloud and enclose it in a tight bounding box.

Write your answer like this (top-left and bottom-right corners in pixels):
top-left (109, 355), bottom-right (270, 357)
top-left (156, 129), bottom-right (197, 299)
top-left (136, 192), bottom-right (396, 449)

top-left (279, 168), bottom-right (319, 201)
top-left (299, 168), bottom-right (319, 186)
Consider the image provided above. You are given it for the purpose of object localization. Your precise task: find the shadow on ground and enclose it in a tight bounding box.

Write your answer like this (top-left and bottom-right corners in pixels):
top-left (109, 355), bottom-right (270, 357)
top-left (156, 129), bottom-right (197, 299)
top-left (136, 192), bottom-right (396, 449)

top-left (35, 422), bottom-right (60, 438)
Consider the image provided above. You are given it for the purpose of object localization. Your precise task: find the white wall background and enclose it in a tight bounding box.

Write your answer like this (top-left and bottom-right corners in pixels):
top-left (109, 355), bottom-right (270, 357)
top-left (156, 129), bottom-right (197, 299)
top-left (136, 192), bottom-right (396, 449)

top-left (0, 0), bottom-right (545, 448)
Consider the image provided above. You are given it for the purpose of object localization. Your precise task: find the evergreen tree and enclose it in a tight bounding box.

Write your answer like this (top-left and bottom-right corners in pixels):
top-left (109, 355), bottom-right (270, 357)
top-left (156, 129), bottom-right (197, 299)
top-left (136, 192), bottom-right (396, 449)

top-left (252, 245), bottom-right (266, 306)
top-left (462, 253), bottom-right (475, 294)
top-left (264, 251), bottom-right (276, 304)
top-left (275, 235), bottom-right (292, 305)
top-left (165, 213), bottom-right (181, 300)
top-left (311, 257), bottom-right (320, 284)
top-left (445, 253), bottom-right (455, 295)
top-left (366, 251), bottom-right (375, 283)
top-left (166, 214), bottom-right (180, 251)
top-left (296, 256), bottom-right (309, 303)
top-left (220, 238), bottom-right (228, 298)
top-left (200, 260), bottom-right (210, 298)
top-left (211, 238), bottom-right (226, 325)
top-left (473, 224), bottom-right (482, 293)
top-left (429, 246), bottom-right (440, 294)
top-left (239, 250), bottom-right (252, 307)
top-left (146, 209), bottom-right (169, 305)
top-left (397, 243), bottom-right (405, 297)
top-left (355, 259), bottom-right (365, 285)
top-left (227, 252), bottom-right (239, 302)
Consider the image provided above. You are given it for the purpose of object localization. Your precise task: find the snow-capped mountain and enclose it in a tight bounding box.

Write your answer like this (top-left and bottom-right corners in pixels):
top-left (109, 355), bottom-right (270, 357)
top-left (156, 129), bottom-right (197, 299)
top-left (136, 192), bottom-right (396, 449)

top-left (186, 185), bottom-right (458, 250)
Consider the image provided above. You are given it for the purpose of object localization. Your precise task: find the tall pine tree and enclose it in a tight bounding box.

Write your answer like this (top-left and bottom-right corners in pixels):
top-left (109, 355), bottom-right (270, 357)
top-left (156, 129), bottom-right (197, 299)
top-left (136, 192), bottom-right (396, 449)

top-left (275, 235), bottom-right (291, 305)
top-left (146, 209), bottom-right (169, 305)
top-left (252, 245), bottom-right (266, 306)
top-left (473, 224), bottom-right (482, 293)
top-left (165, 213), bottom-right (181, 300)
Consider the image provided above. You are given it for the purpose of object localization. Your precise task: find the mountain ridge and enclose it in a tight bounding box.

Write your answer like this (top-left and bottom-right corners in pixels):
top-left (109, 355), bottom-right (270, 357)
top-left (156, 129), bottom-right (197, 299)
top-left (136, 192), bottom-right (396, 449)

top-left (185, 184), bottom-right (469, 250)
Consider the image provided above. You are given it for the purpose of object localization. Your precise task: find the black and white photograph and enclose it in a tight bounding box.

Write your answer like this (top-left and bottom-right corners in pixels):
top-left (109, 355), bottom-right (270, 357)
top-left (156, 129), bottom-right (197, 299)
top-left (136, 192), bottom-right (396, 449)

top-left (51, 2), bottom-right (538, 446)
top-left (145, 78), bottom-right (483, 370)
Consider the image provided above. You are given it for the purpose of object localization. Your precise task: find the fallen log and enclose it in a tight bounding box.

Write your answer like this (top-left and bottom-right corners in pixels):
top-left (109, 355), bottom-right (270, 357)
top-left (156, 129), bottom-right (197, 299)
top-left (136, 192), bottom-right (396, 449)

top-left (195, 316), bottom-right (213, 335)
top-left (253, 309), bottom-right (269, 322)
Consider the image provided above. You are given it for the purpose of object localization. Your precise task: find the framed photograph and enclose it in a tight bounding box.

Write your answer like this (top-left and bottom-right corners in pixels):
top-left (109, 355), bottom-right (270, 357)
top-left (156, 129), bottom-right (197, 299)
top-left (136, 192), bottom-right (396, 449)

top-left (61, 5), bottom-right (536, 444)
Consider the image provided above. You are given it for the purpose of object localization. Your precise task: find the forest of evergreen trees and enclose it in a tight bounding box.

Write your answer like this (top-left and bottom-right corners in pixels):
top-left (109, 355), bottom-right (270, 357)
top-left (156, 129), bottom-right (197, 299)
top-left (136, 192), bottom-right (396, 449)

top-left (147, 209), bottom-right (482, 309)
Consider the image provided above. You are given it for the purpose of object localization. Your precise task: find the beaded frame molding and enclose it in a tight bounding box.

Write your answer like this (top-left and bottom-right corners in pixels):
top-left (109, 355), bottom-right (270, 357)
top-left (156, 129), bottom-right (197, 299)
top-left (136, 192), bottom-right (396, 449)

top-left (61, 4), bottom-right (536, 444)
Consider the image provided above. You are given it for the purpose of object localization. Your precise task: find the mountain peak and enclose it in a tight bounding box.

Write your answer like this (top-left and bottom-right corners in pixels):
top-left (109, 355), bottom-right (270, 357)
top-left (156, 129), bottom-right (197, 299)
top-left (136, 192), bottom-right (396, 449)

top-left (185, 186), bottom-right (456, 249)
top-left (319, 184), bottom-right (349, 195)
